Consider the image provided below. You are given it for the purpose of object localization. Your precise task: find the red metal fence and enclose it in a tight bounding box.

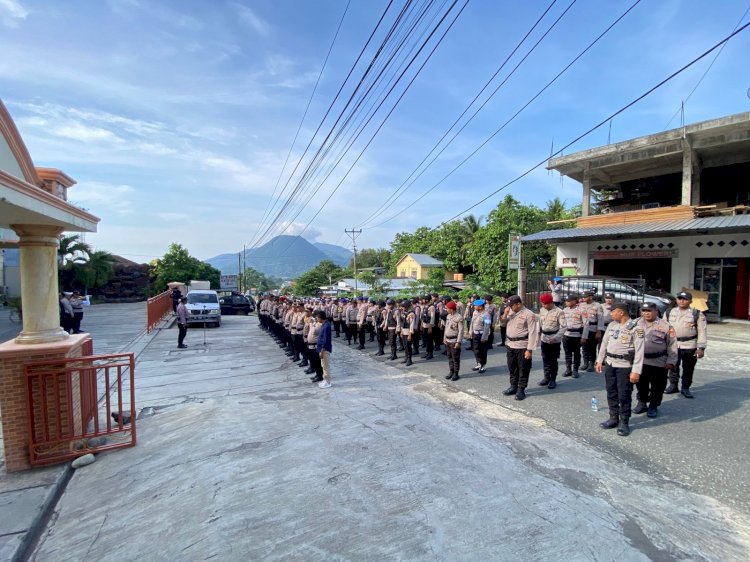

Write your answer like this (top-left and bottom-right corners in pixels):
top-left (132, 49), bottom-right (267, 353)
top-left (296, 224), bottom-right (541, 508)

top-left (24, 344), bottom-right (137, 466)
top-left (147, 289), bottom-right (173, 333)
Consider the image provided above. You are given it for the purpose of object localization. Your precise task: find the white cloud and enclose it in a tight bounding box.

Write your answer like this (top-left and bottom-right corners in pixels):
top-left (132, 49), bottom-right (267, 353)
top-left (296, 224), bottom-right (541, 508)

top-left (0, 0), bottom-right (28, 27)
top-left (232, 4), bottom-right (271, 36)
top-left (276, 221), bottom-right (322, 241)
top-left (70, 181), bottom-right (136, 215)
top-left (51, 123), bottom-right (122, 143)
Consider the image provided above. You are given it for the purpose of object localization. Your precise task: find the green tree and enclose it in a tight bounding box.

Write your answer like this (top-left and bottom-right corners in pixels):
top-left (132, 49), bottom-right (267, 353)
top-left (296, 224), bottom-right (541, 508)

top-left (152, 243), bottom-right (221, 292)
top-left (58, 234), bottom-right (91, 266)
top-left (350, 248), bottom-right (392, 270)
top-left (241, 267), bottom-right (280, 293)
top-left (71, 250), bottom-right (117, 291)
top-left (294, 260), bottom-right (346, 297)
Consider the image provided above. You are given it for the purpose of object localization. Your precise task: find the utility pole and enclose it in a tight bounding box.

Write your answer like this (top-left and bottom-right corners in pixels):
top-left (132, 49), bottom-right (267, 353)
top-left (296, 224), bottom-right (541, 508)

top-left (344, 228), bottom-right (362, 294)
top-left (243, 244), bottom-right (246, 293)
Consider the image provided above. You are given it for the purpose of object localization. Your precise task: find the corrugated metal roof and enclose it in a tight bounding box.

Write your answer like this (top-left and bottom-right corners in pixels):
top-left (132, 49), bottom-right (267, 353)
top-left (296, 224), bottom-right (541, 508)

top-left (521, 214), bottom-right (750, 243)
top-left (407, 253), bottom-right (444, 266)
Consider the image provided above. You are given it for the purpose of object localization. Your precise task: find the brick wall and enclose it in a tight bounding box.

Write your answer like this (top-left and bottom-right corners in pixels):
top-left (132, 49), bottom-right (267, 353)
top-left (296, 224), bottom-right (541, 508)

top-left (0, 335), bottom-right (89, 471)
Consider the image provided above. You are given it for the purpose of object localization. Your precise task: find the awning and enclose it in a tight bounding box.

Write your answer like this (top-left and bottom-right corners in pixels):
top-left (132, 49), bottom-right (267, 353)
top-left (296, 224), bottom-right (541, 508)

top-left (521, 215), bottom-right (750, 243)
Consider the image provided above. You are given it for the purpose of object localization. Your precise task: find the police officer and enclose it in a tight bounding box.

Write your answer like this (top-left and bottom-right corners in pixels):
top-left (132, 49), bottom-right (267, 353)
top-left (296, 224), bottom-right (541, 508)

top-left (485, 295), bottom-right (497, 348)
top-left (562, 293), bottom-right (588, 378)
top-left (345, 299), bottom-right (358, 346)
top-left (665, 291), bottom-right (707, 399)
top-left (634, 302), bottom-right (678, 418)
top-left (367, 298), bottom-right (377, 342)
top-left (421, 295), bottom-right (436, 360)
top-left (464, 295), bottom-right (477, 351)
top-left (548, 277), bottom-right (563, 308)
top-left (306, 312), bottom-right (323, 382)
top-left (470, 299), bottom-right (491, 373)
top-left (374, 300), bottom-right (387, 356)
top-left (382, 299), bottom-right (399, 360)
top-left (399, 300), bottom-right (416, 367)
top-left (411, 297), bottom-right (422, 355)
top-left (502, 295), bottom-right (539, 401)
top-left (538, 293), bottom-right (566, 389)
top-left (595, 302), bottom-right (645, 437)
top-left (580, 289), bottom-right (603, 372)
top-left (356, 296), bottom-right (368, 350)
top-left (332, 298), bottom-right (342, 337)
top-left (443, 300), bottom-right (464, 381)
top-left (599, 292), bottom-right (615, 331)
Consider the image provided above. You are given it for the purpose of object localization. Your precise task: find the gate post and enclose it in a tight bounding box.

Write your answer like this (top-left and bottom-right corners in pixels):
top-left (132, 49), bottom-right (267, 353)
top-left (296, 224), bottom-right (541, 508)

top-left (0, 335), bottom-right (90, 471)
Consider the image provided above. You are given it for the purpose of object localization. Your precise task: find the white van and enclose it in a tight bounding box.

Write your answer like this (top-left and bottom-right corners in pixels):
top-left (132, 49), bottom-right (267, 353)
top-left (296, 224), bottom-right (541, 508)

top-left (185, 290), bottom-right (221, 327)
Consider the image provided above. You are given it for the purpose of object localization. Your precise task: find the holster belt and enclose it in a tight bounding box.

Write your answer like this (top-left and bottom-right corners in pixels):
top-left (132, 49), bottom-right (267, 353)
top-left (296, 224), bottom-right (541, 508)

top-left (589, 322), bottom-right (599, 326)
top-left (567, 327), bottom-right (583, 333)
top-left (507, 336), bottom-right (528, 342)
top-left (677, 335), bottom-right (697, 341)
top-left (541, 329), bottom-right (559, 335)
top-left (644, 350), bottom-right (668, 358)
top-left (606, 351), bottom-right (634, 360)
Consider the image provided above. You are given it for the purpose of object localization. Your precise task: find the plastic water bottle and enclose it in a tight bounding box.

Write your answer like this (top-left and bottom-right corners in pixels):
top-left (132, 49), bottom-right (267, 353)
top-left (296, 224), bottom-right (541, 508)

top-left (591, 396), bottom-right (598, 412)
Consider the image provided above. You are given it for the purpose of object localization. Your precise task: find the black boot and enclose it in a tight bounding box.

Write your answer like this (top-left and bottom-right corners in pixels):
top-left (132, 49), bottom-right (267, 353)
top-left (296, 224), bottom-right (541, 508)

top-left (298, 360), bottom-right (308, 367)
top-left (572, 367), bottom-right (580, 379)
top-left (600, 416), bottom-right (619, 429)
top-left (664, 383), bottom-right (678, 394)
top-left (502, 386), bottom-right (518, 396)
top-left (633, 401), bottom-right (647, 415)
top-left (424, 353), bottom-right (434, 360)
top-left (538, 377), bottom-right (550, 386)
top-left (563, 365), bottom-right (572, 377)
top-left (451, 373), bottom-right (460, 381)
top-left (405, 359), bottom-right (413, 366)
top-left (445, 371), bottom-right (454, 379)
top-left (515, 388), bottom-right (526, 401)
top-left (547, 376), bottom-right (557, 389)
top-left (310, 375), bottom-right (323, 383)
top-left (304, 367), bottom-right (314, 375)
top-left (617, 417), bottom-right (630, 436)
top-left (680, 387), bottom-right (694, 399)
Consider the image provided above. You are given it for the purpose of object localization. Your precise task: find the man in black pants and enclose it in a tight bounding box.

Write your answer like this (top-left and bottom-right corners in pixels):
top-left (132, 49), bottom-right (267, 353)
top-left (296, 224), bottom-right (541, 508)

top-left (176, 297), bottom-right (188, 348)
top-left (665, 291), bottom-right (708, 399)
top-left (501, 296), bottom-right (539, 401)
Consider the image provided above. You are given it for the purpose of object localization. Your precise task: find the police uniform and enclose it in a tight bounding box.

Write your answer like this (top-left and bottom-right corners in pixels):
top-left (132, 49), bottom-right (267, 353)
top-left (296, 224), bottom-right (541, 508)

top-left (306, 317), bottom-right (323, 381)
top-left (634, 304), bottom-right (678, 417)
top-left (374, 301), bottom-right (386, 356)
top-left (332, 300), bottom-right (342, 337)
top-left (485, 296), bottom-right (497, 348)
top-left (399, 302), bottom-right (416, 366)
top-left (665, 291), bottom-right (707, 398)
top-left (345, 301), bottom-right (358, 345)
top-left (581, 291), bottom-right (603, 372)
top-left (503, 296), bottom-right (540, 400)
top-left (599, 294), bottom-right (614, 332)
top-left (421, 298), bottom-right (436, 359)
top-left (356, 298), bottom-right (368, 349)
top-left (470, 300), bottom-right (491, 371)
top-left (443, 304), bottom-right (464, 380)
top-left (538, 297), bottom-right (566, 389)
top-left (411, 298), bottom-right (422, 354)
top-left (595, 304), bottom-right (645, 436)
top-left (562, 296), bottom-right (589, 377)
top-left (382, 300), bottom-right (399, 360)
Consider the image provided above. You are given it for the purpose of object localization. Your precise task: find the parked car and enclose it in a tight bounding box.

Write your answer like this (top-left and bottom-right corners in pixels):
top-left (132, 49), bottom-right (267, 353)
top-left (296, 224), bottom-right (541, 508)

top-left (185, 290), bottom-right (221, 327)
top-left (559, 277), bottom-right (675, 315)
top-left (219, 293), bottom-right (253, 315)
top-left (243, 292), bottom-right (256, 312)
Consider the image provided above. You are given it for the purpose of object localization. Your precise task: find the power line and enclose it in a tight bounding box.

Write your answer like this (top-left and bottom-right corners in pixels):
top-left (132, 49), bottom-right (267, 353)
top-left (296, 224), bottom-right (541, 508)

top-left (440, 19), bottom-right (750, 225)
top-left (255, 0), bottom-right (352, 234)
top-left (357, 0), bottom-right (569, 228)
top-left (344, 228), bottom-right (362, 291)
top-left (368, 0), bottom-right (643, 229)
top-left (663, 1), bottom-right (750, 130)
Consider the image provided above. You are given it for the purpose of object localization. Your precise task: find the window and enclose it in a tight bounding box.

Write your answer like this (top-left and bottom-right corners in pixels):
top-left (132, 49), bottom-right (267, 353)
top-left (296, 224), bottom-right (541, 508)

top-left (411, 269), bottom-right (417, 278)
top-left (400, 269), bottom-right (406, 277)
top-left (188, 293), bottom-right (219, 304)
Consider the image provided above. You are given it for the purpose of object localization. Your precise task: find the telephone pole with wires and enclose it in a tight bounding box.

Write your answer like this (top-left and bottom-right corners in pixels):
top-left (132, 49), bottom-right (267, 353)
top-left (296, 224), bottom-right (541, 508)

top-left (344, 228), bottom-right (362, 293)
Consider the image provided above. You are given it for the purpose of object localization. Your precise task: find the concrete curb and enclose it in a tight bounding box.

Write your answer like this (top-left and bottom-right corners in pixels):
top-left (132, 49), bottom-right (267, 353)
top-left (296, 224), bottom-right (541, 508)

top-left (14, 313), bottom-right (174, 561)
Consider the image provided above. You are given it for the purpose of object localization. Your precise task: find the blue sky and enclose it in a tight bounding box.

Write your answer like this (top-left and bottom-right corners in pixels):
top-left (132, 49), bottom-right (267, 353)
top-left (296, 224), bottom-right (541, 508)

top-left (1, 0), bottom-right (749, 262)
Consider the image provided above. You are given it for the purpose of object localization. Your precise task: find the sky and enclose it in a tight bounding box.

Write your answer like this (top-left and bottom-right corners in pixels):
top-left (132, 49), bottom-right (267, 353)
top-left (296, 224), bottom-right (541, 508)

top-left (1, 0), bottom-right (749, 262)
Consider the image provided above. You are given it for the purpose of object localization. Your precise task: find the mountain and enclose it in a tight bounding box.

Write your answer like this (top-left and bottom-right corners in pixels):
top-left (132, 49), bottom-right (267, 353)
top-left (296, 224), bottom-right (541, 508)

top-left (314, 242), bottom-right (352, 266)
top-left (206, 236), bottom-right (352, 279)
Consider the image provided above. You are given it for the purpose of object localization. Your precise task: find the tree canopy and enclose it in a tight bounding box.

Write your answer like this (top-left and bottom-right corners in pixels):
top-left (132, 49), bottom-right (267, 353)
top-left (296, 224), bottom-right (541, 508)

top-left (151, 243), bottom-right (221, 292)
top-left (294, 260), bottom-right (350, 297)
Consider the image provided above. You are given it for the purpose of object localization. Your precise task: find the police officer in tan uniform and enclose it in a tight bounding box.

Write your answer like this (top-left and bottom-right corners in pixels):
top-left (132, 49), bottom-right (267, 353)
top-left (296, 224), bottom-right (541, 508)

top-left (421, 296), bottom-right (436, 360)
top-left (470, 299), bottom-right (491, 372)
top-left (399, 300), bottom-right (416, 367)
top-left (633, 302), bottom-right (678, 418)
top-left (562, 293), bottom-right (588, 378)
top-left (580, 289), bottom-right (603, 372)
top-left (443, 300), bottom-right (464, 381)
top-left (595, 302), bottom-right (645, 436)
top-left (356, 296), bottom-right (368, 350)
top-left (382, 299), bottom-right (399, 360)
top-left (665, 291), bottom-right (707, 399)
top-left (345, 299), bottom-right (358, 346)
top-left (502, 295), bottom-right (539, 401)
top-left (306, 313), bottom-right (323, 382)
top-left (599, 292), bottom-right (615, 331)
top-left (538, 293), bottom-right (566, 389)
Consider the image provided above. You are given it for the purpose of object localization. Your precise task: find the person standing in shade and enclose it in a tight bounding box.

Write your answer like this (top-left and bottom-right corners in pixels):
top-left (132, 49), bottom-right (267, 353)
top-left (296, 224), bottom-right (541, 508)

top-left (562, 293), bottom-right (587, 378)
top-left (171, 286), bottom-right (182, 313)
top-left (176, 296), bottom-right (188, 348)
top-left (70, 290), bottom-right (85, 333)
top-left (595, 302), bottom-right (645, 437)
top-left (382, 299), bottom-right (399, 360)
top-left (356, 296), bottom-right (368, 350)
top-left (316, 310), bottom-right (333, 388)
top-left (665, 291), bottom-right (707, 399)
top-left (580, 289), bottom-right (603, 372)
top-left (633, 302), bottom-right (678, 418)
top-left (411, 297), bottom-right (422, 355)
top-left (502, 295), bottom-right (539, 401)
top-left (485, 295), bottom-right (496, 348)
top-left (60, 292), bottom-right (74, 333)
top-left (420, 295), bottom-right (436, 360)
top-left (443, 300), bottom-right (464, 381)
top-left (470, 299), bottom-right (491, 373)
top-left (399, 300), bottom-right (416, 367)
top-left (538, 293), bottom-right (566, 389)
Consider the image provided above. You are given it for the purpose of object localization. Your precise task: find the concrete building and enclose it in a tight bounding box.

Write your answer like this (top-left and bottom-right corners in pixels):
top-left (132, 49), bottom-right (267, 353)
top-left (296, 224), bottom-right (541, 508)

top-left (523, 112), bottom-right (750, 320)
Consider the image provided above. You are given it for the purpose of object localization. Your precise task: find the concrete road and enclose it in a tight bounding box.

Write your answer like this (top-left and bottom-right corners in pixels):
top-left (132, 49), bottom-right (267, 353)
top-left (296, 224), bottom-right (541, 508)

top-left (31, 316), bottom-right (750, 561)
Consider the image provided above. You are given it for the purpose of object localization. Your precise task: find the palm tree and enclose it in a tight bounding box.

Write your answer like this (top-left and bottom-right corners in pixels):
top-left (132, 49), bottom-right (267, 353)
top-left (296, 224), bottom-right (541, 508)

top-left (461, 214), bottom-right (484, 241)
top-left (72, 250), bottom-right (117, 292)
top-left (58, 234), bottom-right (92, 267)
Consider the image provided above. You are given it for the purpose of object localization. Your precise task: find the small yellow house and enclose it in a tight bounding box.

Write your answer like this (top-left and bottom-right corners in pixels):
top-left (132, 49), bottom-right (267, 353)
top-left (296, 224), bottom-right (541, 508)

top-left (395, 253), bottom-right (454, 280)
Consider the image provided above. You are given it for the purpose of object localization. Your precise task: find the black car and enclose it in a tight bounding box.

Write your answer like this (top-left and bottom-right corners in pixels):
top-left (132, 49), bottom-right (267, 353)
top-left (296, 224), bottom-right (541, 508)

top-left (219, 293), bottom-right (253, 315)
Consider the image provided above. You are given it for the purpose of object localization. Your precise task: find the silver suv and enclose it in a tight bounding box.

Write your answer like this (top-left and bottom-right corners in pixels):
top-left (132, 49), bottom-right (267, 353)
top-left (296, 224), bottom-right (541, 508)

top-left (185, 290), bottom-right (222, 327)
top-left (560, 277), bottom-right (675, 315)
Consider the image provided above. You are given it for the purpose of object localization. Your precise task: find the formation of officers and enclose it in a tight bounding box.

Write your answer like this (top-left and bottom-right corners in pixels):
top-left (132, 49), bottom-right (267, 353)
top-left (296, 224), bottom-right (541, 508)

top-left (257, 288), bottom-right (707, 437)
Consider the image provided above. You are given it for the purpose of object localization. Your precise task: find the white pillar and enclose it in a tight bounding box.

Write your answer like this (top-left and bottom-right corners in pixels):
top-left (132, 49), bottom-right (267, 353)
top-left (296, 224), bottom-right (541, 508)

top-left (582, 165), bottom-right (592, 217)
top-left (11, 224), bottom-right (69, 344)
top-left (681, 139), bottom-right (701, 206)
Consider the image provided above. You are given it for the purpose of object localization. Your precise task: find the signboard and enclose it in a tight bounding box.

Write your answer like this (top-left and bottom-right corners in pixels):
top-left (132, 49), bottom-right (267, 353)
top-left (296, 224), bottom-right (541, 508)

top-left (220, 274), bottom-right (238, 291)
top-left (508, 233), bottom-right (521, 270)
top-left (591, 249), bottom-right (678, 260)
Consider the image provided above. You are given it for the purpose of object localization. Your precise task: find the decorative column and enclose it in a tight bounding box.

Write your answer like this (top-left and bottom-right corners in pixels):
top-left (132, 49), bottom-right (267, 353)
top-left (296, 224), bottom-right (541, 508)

top-left (11, 224), bottom-right (68, 344)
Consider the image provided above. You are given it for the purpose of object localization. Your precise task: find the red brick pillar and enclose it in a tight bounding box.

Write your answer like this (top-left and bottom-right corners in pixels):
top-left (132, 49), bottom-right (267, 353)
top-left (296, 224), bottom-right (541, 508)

top-left (0, 335), bottom-right (88, 471)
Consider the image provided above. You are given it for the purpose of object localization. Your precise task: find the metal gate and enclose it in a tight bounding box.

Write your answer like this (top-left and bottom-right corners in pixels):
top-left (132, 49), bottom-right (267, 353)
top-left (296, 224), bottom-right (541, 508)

top-left (24, 340), bottom-right (137, 466)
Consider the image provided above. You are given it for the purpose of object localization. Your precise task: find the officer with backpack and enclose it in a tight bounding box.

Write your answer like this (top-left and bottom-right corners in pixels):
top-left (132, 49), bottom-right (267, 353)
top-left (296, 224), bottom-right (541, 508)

top-left (665, 291), bottom-right (707, 399)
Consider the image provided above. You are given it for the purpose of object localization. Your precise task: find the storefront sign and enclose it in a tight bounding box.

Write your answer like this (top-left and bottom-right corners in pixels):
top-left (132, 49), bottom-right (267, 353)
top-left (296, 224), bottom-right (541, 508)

top-left (591, 249), bottom-right (678, 260)
top-left (508, 233), bottom-right (521, 270)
